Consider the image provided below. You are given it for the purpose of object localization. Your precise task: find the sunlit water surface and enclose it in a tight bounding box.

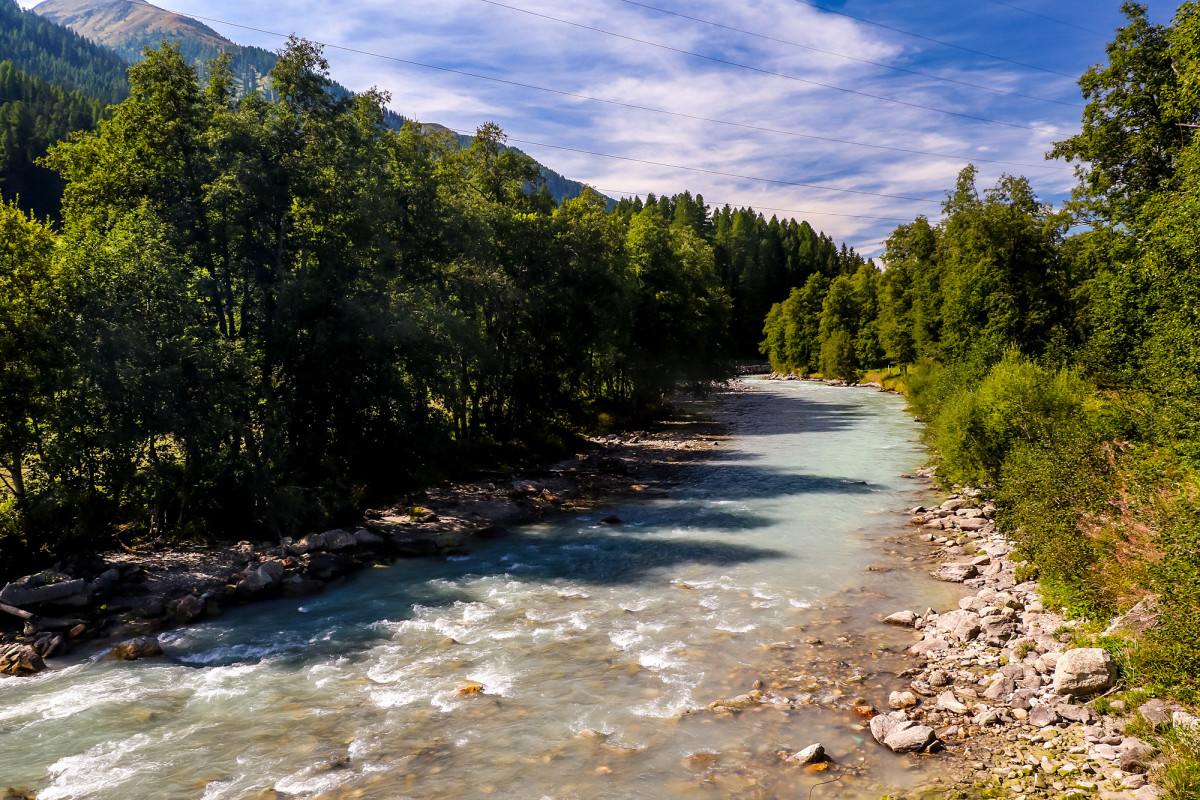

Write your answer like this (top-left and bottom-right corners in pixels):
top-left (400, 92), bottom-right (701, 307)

top-left (0, 379), bottom-right (963, 799)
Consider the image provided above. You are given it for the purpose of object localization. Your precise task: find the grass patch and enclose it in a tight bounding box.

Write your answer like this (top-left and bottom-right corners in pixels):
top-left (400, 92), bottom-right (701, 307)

top-left (860, 367), bottom-right (910, 394)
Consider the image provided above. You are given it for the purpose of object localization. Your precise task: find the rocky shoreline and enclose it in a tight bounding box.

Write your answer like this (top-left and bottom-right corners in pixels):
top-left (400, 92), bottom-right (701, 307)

top-left (862, 468), bottom-right (1193, 800)
top-left (0, 392), bottom-right (733, 678)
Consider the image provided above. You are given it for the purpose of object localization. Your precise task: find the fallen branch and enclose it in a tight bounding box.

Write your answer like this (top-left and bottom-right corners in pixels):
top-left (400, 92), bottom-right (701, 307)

top-left (0, 601), bottom-right (34, 621)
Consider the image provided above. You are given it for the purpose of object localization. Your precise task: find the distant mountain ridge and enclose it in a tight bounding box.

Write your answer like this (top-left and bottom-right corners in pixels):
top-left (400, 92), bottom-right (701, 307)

top-left (30, 0), bottom-right (605, 204)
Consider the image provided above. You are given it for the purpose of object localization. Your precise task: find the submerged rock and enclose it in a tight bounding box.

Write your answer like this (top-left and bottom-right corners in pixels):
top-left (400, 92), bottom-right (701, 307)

top-left (110, 637), bottom-right (164, 661)
top-left (788, 743), bottom-right (826, 765)
top-left (883, 610), bottom-right (917, 627)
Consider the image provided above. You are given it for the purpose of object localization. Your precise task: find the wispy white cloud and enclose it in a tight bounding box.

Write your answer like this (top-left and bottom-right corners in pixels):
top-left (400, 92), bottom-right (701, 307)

top-left (23, 0), bottom-right (1183, 254)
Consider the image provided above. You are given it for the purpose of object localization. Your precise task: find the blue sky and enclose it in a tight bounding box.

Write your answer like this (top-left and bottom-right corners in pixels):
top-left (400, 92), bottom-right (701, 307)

top-left (23, 0), bottom-right (1185, 255)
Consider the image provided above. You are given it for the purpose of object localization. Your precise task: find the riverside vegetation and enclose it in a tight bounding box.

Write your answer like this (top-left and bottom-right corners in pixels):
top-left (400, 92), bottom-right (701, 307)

top-left (761, 3), bottom-right (1200, 796)
top-left (0, 37), bottom-right (869, 582)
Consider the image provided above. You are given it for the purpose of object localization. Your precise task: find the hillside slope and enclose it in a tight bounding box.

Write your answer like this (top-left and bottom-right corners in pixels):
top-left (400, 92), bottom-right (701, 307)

top-left (0, 0), bottom-right (128, 103)
top-left (32, 0), bottom-right (604, 204)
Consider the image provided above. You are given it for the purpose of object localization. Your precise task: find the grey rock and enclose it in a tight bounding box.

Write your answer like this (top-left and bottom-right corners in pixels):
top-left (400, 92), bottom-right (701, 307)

top-left (1118, 738), bottom-right (1155, 773)
top-left (884, 725), bottom-right (937, 753)
top-left (956, 518), bottom-right (988, 532)
top-left (1138, 699), bottom-right (1180, 728)
top-left (932, 563), bottom-right (978, 583)
top-left (908, 637), bottom-right (951, 656)
top-left (870, 714), bottom-right (912, 744)
top-left (883, 610), bottom-right (918, 627)
top-left (1122, 774), bottom-right (1148, 790)
top-left (1058, 704), bottom-right (1097, 724)
top-left (936, 609), bottom-right (982, 641)
top-left (1052, 648), bottom-right (1118, 697)
top-left (323, 529), bottom-right (358, 551)
top-left (1028, 704), bottom-right (1060, 727)
top-left (937, 691), bottom-right (969, 715)
top-left (353, 529), bottom-right (385, 547)
top-left (941, 499), bottom-right (967, 511)
top-left (982, 676), bottom-right (1015, 701)
top-left (0, 578), bottom-right (89, 608)
top-left (789, 743), bottom-right (826, 765)
top-left (174, 594), bottom-right (204, 624)
top-left (979, 616), bottom-right (1017, 646)
top-left (1102, 597), bottom-right (1159, 638)
top-left (1133, 786), bottom-right (1166, 800)
top-left (110, 637), bottom-right (164, 661)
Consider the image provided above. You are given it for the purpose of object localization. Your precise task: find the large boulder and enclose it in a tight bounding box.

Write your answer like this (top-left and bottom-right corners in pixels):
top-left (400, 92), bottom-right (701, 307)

top-left (1103, 598), bottom-right (1159, 638)
top-left (174, 594), bottom-right (204, 624)
top-left (883, 610), bottom-right (918, 627)
top-left (884, 725), bottom-right (938, 753)
top-left (870, 714), bottom-right (911, 744)
top-left (979, 616), bottom-right (1017, 646)
top-left (935, 610), bottom-right (981, 641)
top-left (788, 743), bottom-right (826, 765)
top-left (931, 563), bottom-right (977, 583)
top-left (237, 560), bottom-right (285, 596)
top-left (1052, 648), bottom-right (1118, 697)
top-left (110, 637), bottom-right (164, 661)
top-left (0, 642), bottom-right (45, 675)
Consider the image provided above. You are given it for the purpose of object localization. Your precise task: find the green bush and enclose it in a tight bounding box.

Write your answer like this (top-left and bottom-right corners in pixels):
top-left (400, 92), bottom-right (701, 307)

top-left (926, 351), bottom-right (1090, 486)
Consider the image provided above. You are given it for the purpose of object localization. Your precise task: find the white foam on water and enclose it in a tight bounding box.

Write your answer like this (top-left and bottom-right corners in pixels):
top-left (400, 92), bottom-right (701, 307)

top-left (38, 734), bottom-right (157, 800)
top-left (0, 670), bottom-right (149, 726)
top-left (609, 629), bottom-right (644, 650)
top-left (714, 621), bottom-right (758, 633)
top-left (637, 643), bottom-right (685, 671)
top-left (274, 764), bottom-right (355, 796)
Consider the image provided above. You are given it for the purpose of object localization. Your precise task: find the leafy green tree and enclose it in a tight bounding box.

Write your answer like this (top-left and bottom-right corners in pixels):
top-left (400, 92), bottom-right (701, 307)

top-left (1050, 2), bottom-right (1194, 226)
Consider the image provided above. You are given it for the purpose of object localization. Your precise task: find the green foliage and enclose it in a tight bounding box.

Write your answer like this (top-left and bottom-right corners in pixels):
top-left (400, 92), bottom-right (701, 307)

top-left (0, 61), bottom-right (109, 220)
top-left (0, 0), bottom-right (129, 104)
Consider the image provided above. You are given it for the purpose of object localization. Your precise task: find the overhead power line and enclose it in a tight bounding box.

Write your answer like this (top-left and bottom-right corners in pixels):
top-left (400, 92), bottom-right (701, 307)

top-left (475, 0), bottom-right (1063, 134)
top-left (139, 2), bottom-right (1070, 172)
top-left (443, 126), bottom-right (944, 204)
top-left (612, 0), bottom-right (1081, 108)
top-left (985, 0), bottom-right (1106, 36)
top-left (790, 0), bottom-right (1077, 79)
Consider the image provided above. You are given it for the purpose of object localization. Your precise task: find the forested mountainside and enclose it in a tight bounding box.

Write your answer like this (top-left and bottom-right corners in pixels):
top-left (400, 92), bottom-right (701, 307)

top-left (0, 41), bottom-right (864, 582)
top-left (30, 0), bottom-right (600, 204)
top-left (0, 0), bottom-right (127, 102)
top-left (0, 60), bottom-right (107, 218)
top-left (35, 0), bottom-right (277, 98)
top-left (761, 1), bottom-right (1200, 703)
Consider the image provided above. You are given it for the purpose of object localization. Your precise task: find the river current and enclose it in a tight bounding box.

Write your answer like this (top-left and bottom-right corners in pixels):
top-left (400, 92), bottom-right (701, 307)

top-left (0, 378), bottom-right (962, 799)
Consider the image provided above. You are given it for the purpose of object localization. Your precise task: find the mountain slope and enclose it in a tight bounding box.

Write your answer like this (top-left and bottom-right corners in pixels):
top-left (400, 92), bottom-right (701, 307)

top-left (32, 0), bottom-right (604, 204)
top-left (0, 0), bottom-right (128, 103)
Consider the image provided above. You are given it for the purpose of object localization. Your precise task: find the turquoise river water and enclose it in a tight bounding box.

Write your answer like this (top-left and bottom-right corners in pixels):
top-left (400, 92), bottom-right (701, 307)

top-left (0, 378), bottom-right (963, 799)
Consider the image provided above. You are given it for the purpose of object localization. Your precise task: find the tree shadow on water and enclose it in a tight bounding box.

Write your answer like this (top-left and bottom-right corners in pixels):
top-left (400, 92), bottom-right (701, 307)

top-left (169, 528), bottom-right (784, 670)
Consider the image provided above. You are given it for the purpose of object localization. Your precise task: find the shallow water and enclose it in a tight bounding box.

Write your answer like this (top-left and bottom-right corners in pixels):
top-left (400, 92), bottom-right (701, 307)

top-left (0, 379), bottom-right (963, 799)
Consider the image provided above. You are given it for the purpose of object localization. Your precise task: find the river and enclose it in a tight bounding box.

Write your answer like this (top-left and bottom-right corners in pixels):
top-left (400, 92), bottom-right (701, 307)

top-left (0, 378), bottom-right (962, 799)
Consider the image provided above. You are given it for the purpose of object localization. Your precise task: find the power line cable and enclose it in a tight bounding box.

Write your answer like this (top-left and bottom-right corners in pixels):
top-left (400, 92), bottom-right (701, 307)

top-left (789, 0), bottom-right (1077, 79)
top-left (611, 0), bottom-right (1080, 108)
top-left (984, 0), bottom-right (1106, 36)
top-left (442, 126), bottom-right (944, 204)
top-left (474, 0), bottom-right (1064, 134)
top-left (131, 3), bottom-right (1071, 172)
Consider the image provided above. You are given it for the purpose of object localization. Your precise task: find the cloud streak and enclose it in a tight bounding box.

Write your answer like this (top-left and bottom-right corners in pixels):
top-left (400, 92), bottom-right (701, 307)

top-left (21, 0), bottom-right (1183, 254)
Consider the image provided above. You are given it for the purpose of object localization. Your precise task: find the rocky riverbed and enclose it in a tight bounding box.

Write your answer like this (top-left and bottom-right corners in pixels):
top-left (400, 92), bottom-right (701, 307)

top-left (866, 468), bottom-right (1194, 800)
top-left (0, 394), bottom-right (732, 678)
